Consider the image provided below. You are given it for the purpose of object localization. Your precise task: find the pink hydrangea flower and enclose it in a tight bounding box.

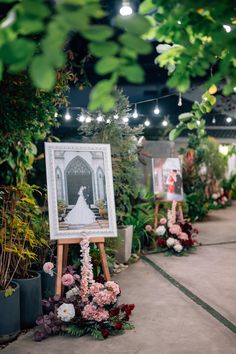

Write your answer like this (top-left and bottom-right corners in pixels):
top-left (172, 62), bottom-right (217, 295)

top-left (105, 281), bottom-right (120, 296)
top-left (61, 273), bottom-right (75, 287)
top-left (89, 282), bottom-right (104, 296)
top-left (93, 289), bottom-right (117, 306)
top-left (169, 224), bottom-right (182, 236)
top-left (178, 232), bottom-right (189, 241)
top-left (82, 303), bottom-right (109, 322)
top-left (43, 262), bottom-right (54, 276)
top-left (160, 218), bottom-right (167, 225)
top-left (145, 225), bottom-right (152, 232)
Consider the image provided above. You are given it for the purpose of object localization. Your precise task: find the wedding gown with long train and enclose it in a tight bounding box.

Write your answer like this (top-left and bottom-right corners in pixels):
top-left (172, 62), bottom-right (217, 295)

top-left (65, 187), bottom-right (96, 225)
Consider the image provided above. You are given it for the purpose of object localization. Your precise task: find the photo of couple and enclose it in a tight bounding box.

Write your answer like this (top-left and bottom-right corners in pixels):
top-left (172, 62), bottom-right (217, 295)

top-left (152, 158), bottom-right (184, 201)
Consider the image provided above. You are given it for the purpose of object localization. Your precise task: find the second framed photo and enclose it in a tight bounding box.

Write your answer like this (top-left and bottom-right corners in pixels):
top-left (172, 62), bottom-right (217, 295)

top-left (45, 143), bottom-right (117, 240)
top-left (152, 157), bottom-right (184, 201)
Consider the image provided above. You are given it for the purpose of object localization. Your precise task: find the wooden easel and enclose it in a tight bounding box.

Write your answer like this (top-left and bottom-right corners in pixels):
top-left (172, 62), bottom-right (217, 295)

top-left (154, 199), bottom-right (184, 229)
top-left (55, 237), bottom-right (110, 296)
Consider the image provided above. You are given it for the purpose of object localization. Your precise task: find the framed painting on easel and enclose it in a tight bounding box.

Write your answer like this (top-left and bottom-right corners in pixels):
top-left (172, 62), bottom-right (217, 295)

top-left (152, 157), bottom-right (184, 202)
top-left (45, 142), bottom-right (117, 240)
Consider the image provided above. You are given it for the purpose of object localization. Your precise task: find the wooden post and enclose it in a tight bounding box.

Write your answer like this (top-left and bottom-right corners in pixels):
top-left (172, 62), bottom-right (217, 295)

top-left (55, 237), bottom-right (110, 296)
top-left (154, 200), bottom-right (160, 229)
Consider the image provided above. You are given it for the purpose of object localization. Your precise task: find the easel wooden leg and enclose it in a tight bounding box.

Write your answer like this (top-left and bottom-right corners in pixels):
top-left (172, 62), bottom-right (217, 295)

top-left (178, 202), bottom-right (184, 223)
top-left (56, 243), bottom-right (63, 296)
top-left (98, 242), bottom-right (111, 281)
top-left (154, 201), bottom-right (160, 229)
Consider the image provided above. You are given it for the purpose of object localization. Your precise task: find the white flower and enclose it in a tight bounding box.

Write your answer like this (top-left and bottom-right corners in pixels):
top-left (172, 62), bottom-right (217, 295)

top-left (66, 286), bottom-right (80, 299)
top-left (166, 237), bottom-right (175, 247)
top-left (212, 193), bottom-right (218, 200)
top-left (174, 243), bottom-right (183, 253)
top-left (57, 303), bottom-right (75, 322)
top-left (213, 201), bottom-right (217, 206)
top-left (156, 225), bottom-right (166, 236)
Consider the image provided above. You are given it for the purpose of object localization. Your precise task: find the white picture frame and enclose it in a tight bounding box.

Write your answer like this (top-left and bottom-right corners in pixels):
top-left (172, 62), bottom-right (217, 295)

top-left (45, 142), bottom-right (117, 240)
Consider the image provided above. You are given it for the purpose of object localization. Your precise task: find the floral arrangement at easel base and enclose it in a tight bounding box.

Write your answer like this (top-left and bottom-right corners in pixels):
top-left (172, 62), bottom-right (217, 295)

top-left (145, 201), bottom-right (199, 256)
top-left (208, 188), bottom-right (229, 210)
top-left (34, 237), bottom-right (135, 341)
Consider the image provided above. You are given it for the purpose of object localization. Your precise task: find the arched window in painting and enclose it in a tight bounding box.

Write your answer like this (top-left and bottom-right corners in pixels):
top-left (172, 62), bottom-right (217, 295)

top-left (55, 167), bottom-right (64, 201)
top-left (66, 156), bottom-right (94, 206)
top-left (97, 167), bottom-right (106, 201)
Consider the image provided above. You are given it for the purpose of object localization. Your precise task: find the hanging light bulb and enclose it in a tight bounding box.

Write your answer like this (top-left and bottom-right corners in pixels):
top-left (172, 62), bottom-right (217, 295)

top-left (64, 109), bottom-right (71, 121)
top-left (144, 119), bottom-right (150, 127)
top-left (77, 110), bottom-right (85, 123)
top-left (97, 114), bottom-right (103, 122)
top-left (85, 116), bottom-right (92, 123)
top-left (106, 118), bottom-right (111, 124)
top-left (154, 99), bottom-right (160, 115)
top-left (123, 116), bottom-right (129, 123)
top-left (119, 0), bottom-right (133, 16)
top-left (212, 116), bottom-right (216, 124)
top-left (233, 87), bottom-right (236, 93)
top-left (162, 119), bottom-right (168, 127)
top-left (178, 92), bottom-right (182, 106)
top-left (54, 112), bottom-right (58, 118)
top-left (132, 103), bottom-right (138, 118)
top-left (114, 113), bottom-right (119, 119)
top-left (226, 116), bottom-right (232, 123)
top-left (223, 24), bottom-right (232, 33)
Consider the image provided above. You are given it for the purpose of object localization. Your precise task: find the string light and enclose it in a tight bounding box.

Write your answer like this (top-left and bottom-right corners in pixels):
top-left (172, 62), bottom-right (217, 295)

top-left (144, 119), bottom-right (150, 127)
top-left (212, 116), bottom-right (216, 124)
top-left (162, 119), bottom-right (168, 127)
top-left (178, 92), bottom-right (182, 106)
top-left (132, 103), bottom-right (138, 118)
top-left (113, 113), bottom-right (119, 119)
top-left (197, 120), bottom-right (201, 126)
top-left (64, 109), bottom-right (71, 121)
top-left (234, 87), bottom-right (236, 93)
top-left (154, 99), bottom-right (160, 115)
top-left (85, 116), bottom-right (92, 123)
top-left (54, 112), bottom-right (58, 118)
top-left (226, 116), bottom-right (232, 123)
top-left (123, 116), bottom-right (129, 123)
top-left (223, 24), bottom-right (232, 33)
top-left (106, 118), bottom-right (111, 124)
top-left (119, 0), bottom-right (133, 16)
top-left (77, 110), bottom-right (85, 123)
top-left (97, 114), bottom-right (103, 122)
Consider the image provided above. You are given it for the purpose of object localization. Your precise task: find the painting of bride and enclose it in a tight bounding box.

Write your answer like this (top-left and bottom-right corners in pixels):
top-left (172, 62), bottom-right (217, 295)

top-left (64, 186), bottom-right (96, 226)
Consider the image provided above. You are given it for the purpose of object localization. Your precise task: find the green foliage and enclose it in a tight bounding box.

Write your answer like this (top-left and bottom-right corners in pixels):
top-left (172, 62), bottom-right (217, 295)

top-left (0, 68), bottom-right (73, 185)
top-left (65, 325), bottom-right (88, 337)
top-left (80, 89), bottom-right (143, 225)
top-left (221, 174), bottom-right (236, 200)
top-left (0, 0), bottom-right (235, 113)
top-left (0, 185), bottom-right (47, 289)
top-left (169, 91), bottom-right (216, 141)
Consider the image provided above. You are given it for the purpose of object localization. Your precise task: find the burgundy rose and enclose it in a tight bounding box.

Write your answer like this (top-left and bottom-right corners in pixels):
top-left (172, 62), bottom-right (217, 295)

top-left (110, 307), bottom-right (120, 317)
top-left (114, 322), bottom-right (123, 330)
top-left (101, 328), bottom-right (109, 338)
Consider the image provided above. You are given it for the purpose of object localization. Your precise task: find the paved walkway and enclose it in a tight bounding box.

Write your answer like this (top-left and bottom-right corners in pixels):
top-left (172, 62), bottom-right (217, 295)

top-left (2, 204), bottom-right (236, 354)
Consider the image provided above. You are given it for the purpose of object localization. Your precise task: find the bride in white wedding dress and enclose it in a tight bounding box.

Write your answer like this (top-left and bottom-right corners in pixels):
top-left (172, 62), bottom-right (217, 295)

top-left (65, 186), bottom-right (96, 225)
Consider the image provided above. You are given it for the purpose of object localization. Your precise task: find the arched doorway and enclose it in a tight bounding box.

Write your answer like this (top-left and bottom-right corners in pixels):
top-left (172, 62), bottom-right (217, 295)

top-left (65, 156), bottom-right (94, 206)
top-left (97, 167), bottom-right (106, 201)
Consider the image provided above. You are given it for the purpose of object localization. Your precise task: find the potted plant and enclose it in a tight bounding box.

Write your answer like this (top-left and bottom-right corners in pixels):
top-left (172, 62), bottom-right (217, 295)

top-left (80, 89), bottom-right (143, 263)
top-left (7, 184), bottom-right (45, 329)
top-left (0, 187), bottom-right (21, 343)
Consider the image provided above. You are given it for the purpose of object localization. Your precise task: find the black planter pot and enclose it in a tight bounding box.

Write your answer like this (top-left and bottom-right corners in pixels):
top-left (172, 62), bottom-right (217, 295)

top-left (0, 281), bottom-right (20, 344)
top-left (40, 271), bottom-right (55, 299)
top-left (14, 271), bottom-right (42, 329)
